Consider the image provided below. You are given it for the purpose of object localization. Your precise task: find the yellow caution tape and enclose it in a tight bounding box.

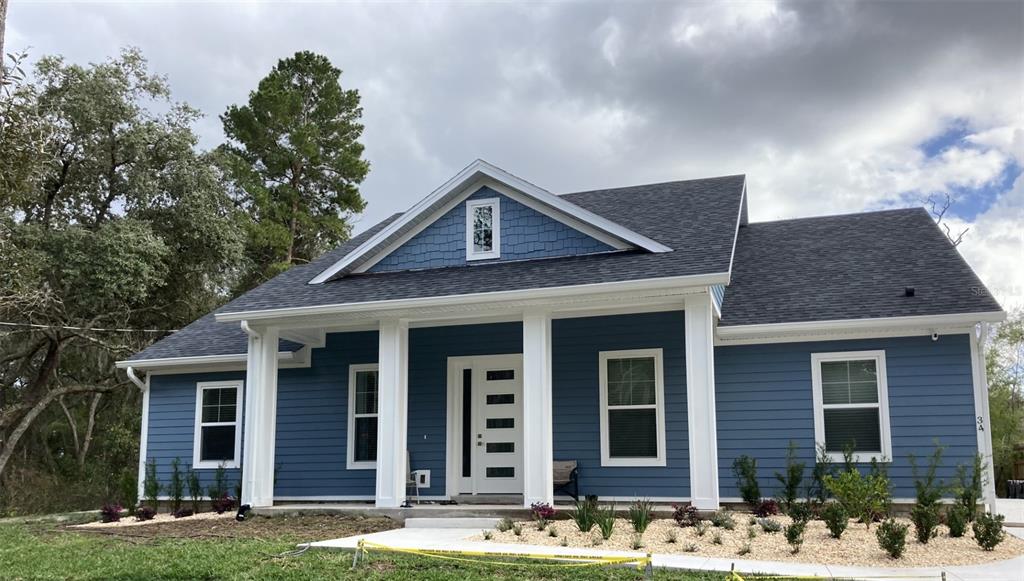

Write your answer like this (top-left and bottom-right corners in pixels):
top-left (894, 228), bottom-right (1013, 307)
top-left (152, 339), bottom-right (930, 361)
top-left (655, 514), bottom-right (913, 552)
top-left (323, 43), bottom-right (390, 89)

top-left (355, 539), bottom-right (652, 570)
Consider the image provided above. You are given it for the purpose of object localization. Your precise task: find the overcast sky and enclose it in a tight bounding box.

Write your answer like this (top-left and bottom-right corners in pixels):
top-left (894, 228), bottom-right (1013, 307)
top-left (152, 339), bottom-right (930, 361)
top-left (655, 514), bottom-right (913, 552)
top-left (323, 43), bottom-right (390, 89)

top-left (8, 0), bottom-right (1023, 309)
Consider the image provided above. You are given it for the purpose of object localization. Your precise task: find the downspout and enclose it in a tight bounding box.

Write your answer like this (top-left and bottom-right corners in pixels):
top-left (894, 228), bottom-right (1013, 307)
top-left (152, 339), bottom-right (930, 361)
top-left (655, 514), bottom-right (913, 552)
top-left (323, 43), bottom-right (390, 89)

top-left (126, 366), bottom-right (149, 504)
top-left (975, 322), bottom-right (998, 511)
top-left (126, 366), bottom-right (146, 391)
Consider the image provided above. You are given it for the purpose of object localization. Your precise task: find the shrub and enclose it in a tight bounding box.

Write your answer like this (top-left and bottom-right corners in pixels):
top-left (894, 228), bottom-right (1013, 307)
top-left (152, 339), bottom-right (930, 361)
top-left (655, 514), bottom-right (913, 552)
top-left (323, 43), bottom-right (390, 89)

top-left (954, 453), bottom-right (985, 523)
top-left (665, 530), bottom-right (678, 544)
top-left (173, 508), bottom-right (194, 518)
top-left (876, 519), bottom-right (909, 559)
top-left (570, 497), bottom-right (597, 533)
top-left (784, 521), bottom-right (805, 554)
top-left (119, 470), bottom-right (138, 516)
top-left (496, 517), bottom-right (514, 532)
top-left (168, 458), bottom-right (184, 513)
top-left (672, 504), bottom-right (700, 527)
top-left (595, 503), bottom-right (616, 539)
top-left (135, 506), bottom-right (157, 522)
top-left (775, 441), bottom-right (806, 513)
top-left (973, 512), bottom-right (1005, 551)
top-left (630, 533), bottom-right (644, 550)
top-left (186, 468), bottom-right (202, 513)
top-left (821, 502), bottom-right (848, 539)
top-left (683, 542), bottom-right (699, 553)
top-left (946, 504), bottom-right (969, 538)
top-left (628, 498), bottom-right (654, 533)
top-left (909, 445), bottom-right (946, 544)
top-left (753, 499), bottom-right (779, 517)
top-left (911, 504), bottom-right (941, 544)
top-left (710, 510), bottom-right (736, 530)
top-left (548, 527), bottom-right (558, 538)
top-left (695, 521), bottom-right (711, 536)
top-left (512, 523), bottom-right (523, 537)
top-left (482, 530), bottom-right (492, 540)
top-left (560, 537), bottom-right (569, 547)
top-left (211, 494), bottom-right (235, 515)
top-left (531, 502), bottom-right (556, 520)
top-left (733, 455), bottom-right (761, 507)
top-left (757, 518), bottom-right (782, 533)
top-left (807, 444), bottom-right (833, 504)
top-left (206, 464), bottom-right (229, 508)
top-left (788, 502), bottom-right (812, 524)
top-left (823, 466), bottom-right (890, 529)
top-left (711, 532), bottom-right (722, 545)
top-left (737, 542), bottom-right (751, 556)
top-left (100, 503), bottom-right (123, 523)
top-left (747, 526), bottom-right (757, 540)
top-left (143, 459), bottom-right (161, 510)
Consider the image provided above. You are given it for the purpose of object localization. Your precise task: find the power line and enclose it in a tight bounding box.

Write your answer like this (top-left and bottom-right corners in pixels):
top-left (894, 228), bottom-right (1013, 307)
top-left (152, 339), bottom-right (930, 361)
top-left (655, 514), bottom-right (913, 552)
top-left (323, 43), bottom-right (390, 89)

top-left (0, 321), bottom-right (177, 333)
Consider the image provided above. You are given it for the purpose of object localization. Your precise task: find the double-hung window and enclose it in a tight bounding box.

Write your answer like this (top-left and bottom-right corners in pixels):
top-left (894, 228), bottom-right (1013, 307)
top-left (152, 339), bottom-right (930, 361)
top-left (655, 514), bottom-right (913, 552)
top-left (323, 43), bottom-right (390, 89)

top-left (347, 364), bottom-right (379, 469)
top-left (811, 350), bottom-right (892, 463)
top-left (193, 381), bottom-right (242, 469)
top-left (599, 349), bottom-right (667, 467)
top-left (465, 198), bottom-right (500, 260)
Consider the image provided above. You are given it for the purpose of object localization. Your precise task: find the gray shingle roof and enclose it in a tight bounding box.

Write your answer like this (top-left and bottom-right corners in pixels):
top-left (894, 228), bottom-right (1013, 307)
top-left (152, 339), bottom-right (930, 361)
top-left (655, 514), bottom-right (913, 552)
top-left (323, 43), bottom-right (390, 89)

top-left (718, 208), bottom-right (1003, 327)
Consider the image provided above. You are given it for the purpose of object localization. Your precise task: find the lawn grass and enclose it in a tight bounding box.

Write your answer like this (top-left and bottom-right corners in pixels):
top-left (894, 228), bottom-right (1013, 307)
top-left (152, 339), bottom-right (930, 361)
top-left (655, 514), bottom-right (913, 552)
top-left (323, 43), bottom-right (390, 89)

top-left (0, 517), bottom-right (729, 580)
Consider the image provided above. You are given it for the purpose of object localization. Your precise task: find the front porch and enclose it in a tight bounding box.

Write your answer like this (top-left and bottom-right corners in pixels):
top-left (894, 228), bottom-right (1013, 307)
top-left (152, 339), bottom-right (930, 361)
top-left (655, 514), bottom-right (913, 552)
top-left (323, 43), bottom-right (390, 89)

top-left (234, 284), bottom-right (723, 511)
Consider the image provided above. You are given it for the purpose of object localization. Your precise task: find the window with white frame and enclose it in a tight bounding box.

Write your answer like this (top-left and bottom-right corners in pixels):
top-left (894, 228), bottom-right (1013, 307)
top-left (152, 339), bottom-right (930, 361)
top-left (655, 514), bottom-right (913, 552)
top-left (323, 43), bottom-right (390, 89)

top-left (811, 351), bottom-right (892, 463)
top-left (193, 381), bottom-right (242, 469)
top-left (599, 349), bottom-right (666, 467)
top-left (466, 198), bottom-right (500, 260)
top-left (347, 364), bottom-right (379, 469)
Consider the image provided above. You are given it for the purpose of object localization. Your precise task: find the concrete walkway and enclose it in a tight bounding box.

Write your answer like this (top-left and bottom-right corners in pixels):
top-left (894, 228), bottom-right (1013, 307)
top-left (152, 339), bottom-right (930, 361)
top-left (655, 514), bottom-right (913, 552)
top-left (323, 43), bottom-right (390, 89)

top-left (309, 523), bottom-right (1024, 581)
top-left (996, 499), bottom-right (1024, 527)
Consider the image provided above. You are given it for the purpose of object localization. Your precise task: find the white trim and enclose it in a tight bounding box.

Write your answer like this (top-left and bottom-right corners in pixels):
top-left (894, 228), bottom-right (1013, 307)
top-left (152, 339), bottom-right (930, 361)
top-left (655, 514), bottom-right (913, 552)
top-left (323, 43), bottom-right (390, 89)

top-left (684, 293), bottom-right (721, 510)
top-left (218, 272), bottom-right (729, 324)
top-left (375, 319), bottom-right (409, 508)
top-left (136, 373), bottom-right (150, 502)
top-left (598, 348), bottom-right (667, 467)
top-left (116, 350), bottom-right (298, 372)
top-left (192, 380), bottom-right (244, 470)
top-left (970, 323), bottom-right (998, 510)
top-left (717, 311), bottom-right (1006, 339)
top-left (347, 363), bottom-right (380, 470)
top-left (725, 179), bottom-right (746, 284)
top-left (465, 197), bottom-right (501, 261)
top-left (715, 326), bottom-right (978, 346)
top-left (522, 312), bottom-right (553, 506)
top-left (307, 159), bottom-right (671, 284)
top-left (810, 350), bottom-right (892, 463)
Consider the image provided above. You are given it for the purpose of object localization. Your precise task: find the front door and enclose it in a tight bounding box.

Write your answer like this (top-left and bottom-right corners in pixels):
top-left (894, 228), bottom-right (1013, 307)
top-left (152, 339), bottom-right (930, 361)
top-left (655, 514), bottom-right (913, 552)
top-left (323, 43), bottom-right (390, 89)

top-left (469, 355), bottom-right (523, 494)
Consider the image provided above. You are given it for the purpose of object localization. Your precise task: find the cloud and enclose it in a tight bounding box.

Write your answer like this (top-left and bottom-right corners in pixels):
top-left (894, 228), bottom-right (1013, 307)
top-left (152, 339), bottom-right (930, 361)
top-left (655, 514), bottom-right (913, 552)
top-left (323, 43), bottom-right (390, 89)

top-left (6, 0), bottom-right (1022, 308)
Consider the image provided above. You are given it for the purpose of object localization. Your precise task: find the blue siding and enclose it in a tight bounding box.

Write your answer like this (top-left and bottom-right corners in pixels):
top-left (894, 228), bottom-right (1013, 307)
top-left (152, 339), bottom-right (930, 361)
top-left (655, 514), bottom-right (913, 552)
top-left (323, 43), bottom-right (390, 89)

top-left (711, 284), bottom-right (725, 312)
top-left (146, 371), bottom-right (244, 492)
top-left (714, 334), bottom-right (978, 500)
top-left (552, 311), bottom-right (689, 498)
top-left (369, 187), bottom-right (615, 272)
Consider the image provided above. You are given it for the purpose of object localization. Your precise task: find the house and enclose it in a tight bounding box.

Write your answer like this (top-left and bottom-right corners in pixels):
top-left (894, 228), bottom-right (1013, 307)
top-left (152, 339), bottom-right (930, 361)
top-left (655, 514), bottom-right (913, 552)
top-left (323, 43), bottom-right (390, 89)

top-left (117, 159), bottom-right (1005, 511)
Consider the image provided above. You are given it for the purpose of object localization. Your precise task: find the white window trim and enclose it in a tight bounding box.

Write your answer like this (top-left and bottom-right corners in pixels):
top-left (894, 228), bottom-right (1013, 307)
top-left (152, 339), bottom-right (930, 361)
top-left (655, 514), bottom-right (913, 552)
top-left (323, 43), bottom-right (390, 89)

top-left (599, 348), bottom-right (667, 467)
top-left (465, 198), bottom-right (501, 261)
top-left (192, 380), bottom-right (243, 469)
top-left (811, 350), bottom-right (892, 464)
top-left (347, 363), bottom-right (379, 470)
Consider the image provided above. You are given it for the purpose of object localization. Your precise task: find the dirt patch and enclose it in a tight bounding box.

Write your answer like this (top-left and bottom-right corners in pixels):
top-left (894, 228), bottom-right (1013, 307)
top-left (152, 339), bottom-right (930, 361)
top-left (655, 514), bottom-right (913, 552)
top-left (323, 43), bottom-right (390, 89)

top-left (473, 516), bottom-right (1024, 568)
top-left (64, 514), bottom-right (397, 543)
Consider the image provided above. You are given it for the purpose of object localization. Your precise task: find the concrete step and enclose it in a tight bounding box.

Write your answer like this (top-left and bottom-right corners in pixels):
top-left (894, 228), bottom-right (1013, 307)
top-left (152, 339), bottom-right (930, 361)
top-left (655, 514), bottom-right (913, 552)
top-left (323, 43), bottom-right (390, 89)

top-left (405, 517), bottom-right (501, 529)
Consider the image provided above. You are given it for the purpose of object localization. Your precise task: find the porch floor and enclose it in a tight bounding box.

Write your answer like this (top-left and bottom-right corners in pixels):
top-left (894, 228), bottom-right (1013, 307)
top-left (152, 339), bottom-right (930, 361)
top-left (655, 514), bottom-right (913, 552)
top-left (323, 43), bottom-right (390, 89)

top-left (253, 502), bottom-right (533, 522)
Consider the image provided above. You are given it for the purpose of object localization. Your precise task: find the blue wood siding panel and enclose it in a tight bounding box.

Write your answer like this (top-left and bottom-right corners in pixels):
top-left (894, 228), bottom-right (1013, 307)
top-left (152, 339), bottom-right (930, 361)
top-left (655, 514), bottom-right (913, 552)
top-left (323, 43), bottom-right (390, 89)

top-left (714, 334), bottom-right (978, 500)
top-left (146, 371), bottom-right (245, 492)
top-left (552, 311), bottom-right (689, 498)
top-left (369, 186), bottom-right (615, 272)
top-left (711, 284), bottom-right (725, 312)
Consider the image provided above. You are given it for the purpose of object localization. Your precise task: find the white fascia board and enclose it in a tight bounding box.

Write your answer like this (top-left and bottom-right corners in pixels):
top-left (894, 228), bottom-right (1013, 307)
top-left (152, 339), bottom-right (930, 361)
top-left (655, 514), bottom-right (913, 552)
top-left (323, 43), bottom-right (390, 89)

top-left (716, 311), bottom-right (1007, 340)
top-left (216, 272), bottom-right (731, 324)
top-left (307, 159), bottom-right (671, 284)
top-left (724, 179), bottom-right (747, 285)
top-left (115, 350), bottom-right (297, 371)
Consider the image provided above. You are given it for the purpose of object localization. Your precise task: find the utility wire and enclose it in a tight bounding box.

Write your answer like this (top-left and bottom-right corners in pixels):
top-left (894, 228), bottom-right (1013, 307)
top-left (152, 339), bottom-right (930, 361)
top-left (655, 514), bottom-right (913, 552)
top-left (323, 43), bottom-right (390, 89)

top-left (0, 321), bottom-right (178, 333)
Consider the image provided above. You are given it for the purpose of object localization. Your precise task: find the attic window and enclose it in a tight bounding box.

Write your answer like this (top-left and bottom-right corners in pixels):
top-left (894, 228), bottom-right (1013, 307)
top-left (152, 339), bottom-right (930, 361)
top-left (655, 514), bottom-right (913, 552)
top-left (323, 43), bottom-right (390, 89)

top-left (466, 198), bottom-right (500, 260)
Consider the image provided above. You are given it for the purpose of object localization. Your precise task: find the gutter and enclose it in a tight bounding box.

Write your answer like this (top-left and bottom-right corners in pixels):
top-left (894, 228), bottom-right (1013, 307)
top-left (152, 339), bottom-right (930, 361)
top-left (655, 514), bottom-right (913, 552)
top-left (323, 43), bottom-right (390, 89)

top-left (125, 366), bottom-right (147, 391)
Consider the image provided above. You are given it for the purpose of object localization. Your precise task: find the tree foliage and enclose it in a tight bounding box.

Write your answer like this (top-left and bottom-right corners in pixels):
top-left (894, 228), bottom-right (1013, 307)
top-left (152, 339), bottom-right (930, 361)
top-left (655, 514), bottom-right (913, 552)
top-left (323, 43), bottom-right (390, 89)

top-left (987, 311), bottom-right (1024, 496)
top-left (220, 50), bottom-right (369, 288)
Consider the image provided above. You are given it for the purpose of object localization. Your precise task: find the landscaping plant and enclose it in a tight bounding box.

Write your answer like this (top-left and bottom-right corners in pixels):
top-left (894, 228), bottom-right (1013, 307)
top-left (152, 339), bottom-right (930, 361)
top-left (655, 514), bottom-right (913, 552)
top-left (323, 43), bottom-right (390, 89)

top-left (738, 542), bottom-right (751, 556)
top-left (511, 523), bottom-right (523, 537)
top-left (732, 455), bottom-right (760, 507)
top-left (672, 504), bottom-right (700, 527)
top-left (168, 457), bottom-right (184, 513)
top-left (695, 521), bottom-right (711, 536)
top-left (945, 504), bottom-right (969, 538)
top-left (972, 512), bottom-right (1005, 551)
top-left (211, 494), bottom-right (235, 514)
top-left (820, 502), bottom-right (848, 539)
top-left (173, 508), bottom-right (194, 519)
top-left (570, 497), bottom-right (597, 533)
top-left (876, 519), bottom-right (909, 559)
top-left (531, 502), bottom-right (555, 529)
top-left (143, 459), bottom-right (161, 511)
top-left (665, 530), bottom-right (678, 543)
top-left (807, 444), bottom-right (833, 505)
top-left (775, 441), bottom-right (805, 513)
top-left (683, 542), bottom-right (699, 553)
top-left (823, 465), bottom-right (891, 529)
top-left (710, 510), bottom-right (736, 530)
top-left (119, 470), bottom-right (139, 516)
top-left (788, 502), bottom-right (812, 524)
top-left (630, 533), bottom-right (643, 550)
top-left (595, 503), bottom-right (616, 539)
top-left (711, 532), bottom-right (722, 545)
top-left (909, 445), bottom-right (945, 544)
top-left (753, 499), bottom-right (779, 517)
top-left (187, 468), bottom-right (202, 513)
top-left (100, 503), bottom-right (123, 523)
top-left (784, 521), bottom-right (805, 554)
top-left (757, 518), bottom-right (782, 533)
top-left (496, 517), bottom-right (514, 532)
top-left (628, 498), bottom-right (655, 533)
top-left (135, 506), bottom-right (157, 521)
top-left (954, 453), bottom-right (985, 522)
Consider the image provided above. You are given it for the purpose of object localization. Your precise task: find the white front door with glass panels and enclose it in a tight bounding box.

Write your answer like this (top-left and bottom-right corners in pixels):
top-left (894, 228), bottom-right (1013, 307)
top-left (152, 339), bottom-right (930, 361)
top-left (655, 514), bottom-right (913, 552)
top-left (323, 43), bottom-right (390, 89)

top-left (454, 354), bottom-right (524, 495)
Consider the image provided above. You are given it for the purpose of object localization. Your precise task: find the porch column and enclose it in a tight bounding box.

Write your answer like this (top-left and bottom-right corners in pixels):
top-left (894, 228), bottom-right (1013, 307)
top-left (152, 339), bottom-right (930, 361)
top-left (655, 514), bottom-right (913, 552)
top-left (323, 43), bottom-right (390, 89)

top-left (241, 324), bottom-right (279, 508)
top-left (684, 293), bottom-right (720, 510)
top-left (522, 310), bottom-right (554, 507)
top-left (375, 319), bottom-right (409, 508)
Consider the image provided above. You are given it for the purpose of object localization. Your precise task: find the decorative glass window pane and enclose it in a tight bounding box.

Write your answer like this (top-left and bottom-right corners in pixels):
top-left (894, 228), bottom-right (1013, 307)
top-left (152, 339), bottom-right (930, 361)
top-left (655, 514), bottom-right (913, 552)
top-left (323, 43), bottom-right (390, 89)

top-left (608, 409), bottom-right (658, 457)
top-left (200, 425), bottom-right (235, 462)
top-left (486, 394), bottom-right (514, 405)
top-left (486, 369), bottom-right (514, 381)
top-left (486, 467), bottom-right (514, 478)
top-left (486, 418), bottom-right (514, 429)
top-left (354, 416), bottom-right (378, 462)
top-left (473, 205), bottom-right (493, 252)
top-left (824, 408), bottom-right (882, 453)
top-left (486, 442), bottom-right (515, 453)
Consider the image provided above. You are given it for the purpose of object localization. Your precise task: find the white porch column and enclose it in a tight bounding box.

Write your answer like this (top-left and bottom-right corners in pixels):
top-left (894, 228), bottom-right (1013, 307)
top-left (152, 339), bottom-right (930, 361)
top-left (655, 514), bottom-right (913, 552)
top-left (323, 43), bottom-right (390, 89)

top-left (375, 319), bottom-right (409, 508)
top-left (684, 294), bottom-right (720, 510)
top-left (522, 310), bottom-right (554, 507)
top-left (241, 324), bottom-right (279, 508)
top-left (971, 323), bottom-right (998, 511)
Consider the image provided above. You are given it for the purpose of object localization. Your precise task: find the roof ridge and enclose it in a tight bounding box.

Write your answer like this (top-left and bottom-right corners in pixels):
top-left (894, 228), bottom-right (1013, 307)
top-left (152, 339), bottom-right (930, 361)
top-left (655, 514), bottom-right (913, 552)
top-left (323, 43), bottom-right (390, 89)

top-left (747, 206), bottom-right (929, 226)
top-left (559, 174), bottom-right (746, 197)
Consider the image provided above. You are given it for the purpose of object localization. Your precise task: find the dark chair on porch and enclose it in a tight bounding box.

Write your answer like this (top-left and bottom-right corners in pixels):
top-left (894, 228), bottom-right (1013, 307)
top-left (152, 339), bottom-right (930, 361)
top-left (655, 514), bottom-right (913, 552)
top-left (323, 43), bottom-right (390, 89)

top-left (553, 460), bottom-right (579, 501)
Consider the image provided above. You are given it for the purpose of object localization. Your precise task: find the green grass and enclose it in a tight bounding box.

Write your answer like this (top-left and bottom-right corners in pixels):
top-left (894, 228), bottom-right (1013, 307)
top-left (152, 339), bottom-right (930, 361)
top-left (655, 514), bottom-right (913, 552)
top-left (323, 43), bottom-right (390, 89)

top-left (0, 520), bottom-right (728, 580)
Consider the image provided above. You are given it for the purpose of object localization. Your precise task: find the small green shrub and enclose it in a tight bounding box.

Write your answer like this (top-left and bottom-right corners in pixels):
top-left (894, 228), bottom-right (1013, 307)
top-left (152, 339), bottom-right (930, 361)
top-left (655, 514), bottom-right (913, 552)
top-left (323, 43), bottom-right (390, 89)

top-left (168, 458), bottom-right (184, 513)
top-left (118, 470), bottom-right (138, 516)
top-left (821, 502), bottom-right (848, 539)
top-left (876, 519), bottom-right (909, 559)
top-left (807, 444), bottom-right (833, 504)
top-left (738, 542), bottom-right (751, 556)
top-left (757, 517), bottom-right (782, 533)
top-left (695, 521), bottom-right (710, 536)
top-left (733, 455), bottom-right (761, 507)
top-left (711, 532), bottom-right (722, 545)
top-left (973, 512), bottom-right (1005, 551)
top-left (628, 498), bottom-right (654, 533)
top-left (512, 523), bottom-right (523, 537)
top-left (548, 526), bottom-right (558, 537)
top-left (946, 504), bottom-right (969, 538)
top-left (630, 533), bottom-right (643, 550)
top-left (560, 537), bottom-right (569, 547)
top-left (747, 526), bottom-right (757, 540)
top-left (186, 468), bottom-right (202, 513)
top-left (595, 503), bottom-right (616, 539)
top-left (206, 464), bottom-right (230, 511)
top-left (482, 530), bottom-right (492, 540)
top-left (143, 459), bottom-right (161, 511)
top-left (665, 529), bottom-right (678, 543)
top-left (683, 542), bottom-right (699, 553)
top-left (955, 453), bottom-right (985, 522)
top-left (911, 504), bottom-right (941, 544)
top-left (570, 497), bottom-right (597, 533)
top-left (775, 441), bottom-right (806, 513)
top-left (496, 517), bottom-right (514, 532)
top-left (788, 502), bottom-right (812, 524)
top-left (909, 445), bottom-right (946, 544)
top-left (784, 521), bottom-right (805, 554)
top-left (824, 466), bottom-right (891, 529)
top-left (710, 510), bottom-right (736, 530)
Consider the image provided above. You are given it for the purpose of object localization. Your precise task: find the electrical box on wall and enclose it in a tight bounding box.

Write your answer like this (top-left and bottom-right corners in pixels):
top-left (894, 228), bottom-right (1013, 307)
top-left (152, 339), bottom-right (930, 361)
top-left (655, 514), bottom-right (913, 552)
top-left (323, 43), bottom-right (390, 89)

top-left (414, 470), bottom-right (430, 489)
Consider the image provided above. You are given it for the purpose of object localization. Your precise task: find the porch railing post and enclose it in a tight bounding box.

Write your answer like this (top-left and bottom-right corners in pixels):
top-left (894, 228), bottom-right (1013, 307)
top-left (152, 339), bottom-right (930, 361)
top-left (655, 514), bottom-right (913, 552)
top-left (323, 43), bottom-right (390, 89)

top-left (375, 319), bottom-right (409, 508)
top-left (241, 323), bottom-right (279, 508)
top-left (522, 310), bottom-right (554, 508)
top-left (684, 293), bottom-right (721, 510)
